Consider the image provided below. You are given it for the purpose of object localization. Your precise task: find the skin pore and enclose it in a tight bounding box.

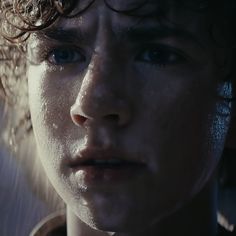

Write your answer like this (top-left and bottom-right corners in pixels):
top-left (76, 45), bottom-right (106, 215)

top-left (26, 1), bottom-right (234, 235)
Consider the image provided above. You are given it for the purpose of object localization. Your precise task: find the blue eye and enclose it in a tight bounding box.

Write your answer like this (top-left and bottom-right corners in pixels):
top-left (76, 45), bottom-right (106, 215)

top-left (136, 46), bottom-right (185, 67)
top-left (48, 48), bottom-right (85, 65)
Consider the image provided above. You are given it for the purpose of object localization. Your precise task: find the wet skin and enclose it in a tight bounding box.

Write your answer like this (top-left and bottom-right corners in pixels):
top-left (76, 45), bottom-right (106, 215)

top-left (27, 1), bottom-right (233, 235)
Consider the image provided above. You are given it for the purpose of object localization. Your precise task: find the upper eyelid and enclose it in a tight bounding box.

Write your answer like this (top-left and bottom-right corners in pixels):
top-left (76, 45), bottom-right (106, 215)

top-left (47, 48), bottom-right (87, 66)
top-left (134, 44), bottom-right (197, 66)
top-left (28, 37), bottom-right (195, 65)
top-left (136, 43), bottom-right (187, 57)
top-left (47, 46), bottom-right (85, 56)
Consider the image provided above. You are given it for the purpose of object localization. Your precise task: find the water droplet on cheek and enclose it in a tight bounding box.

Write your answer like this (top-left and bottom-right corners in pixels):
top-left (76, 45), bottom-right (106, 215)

top-left (80, 198), bottom-right (89, 206)
top-left (207, 108), bottom-right (230, 160)
top-left (52, 123), bottom-right (58, 129)
top-left (41, 101), bottom-right (47, 109)
top-left (217, 81), bottom-right (232, 99)
top-left (40, 100), bottom-right (48, 111)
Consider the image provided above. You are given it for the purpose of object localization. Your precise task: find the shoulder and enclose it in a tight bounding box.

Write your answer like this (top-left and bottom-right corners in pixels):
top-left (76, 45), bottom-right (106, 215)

top-left (30, 210), bottom-right (66, 236)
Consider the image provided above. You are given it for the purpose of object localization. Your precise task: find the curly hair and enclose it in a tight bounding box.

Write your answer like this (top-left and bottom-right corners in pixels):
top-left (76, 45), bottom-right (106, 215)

top-left (2, 0), bottom-right (236, 43)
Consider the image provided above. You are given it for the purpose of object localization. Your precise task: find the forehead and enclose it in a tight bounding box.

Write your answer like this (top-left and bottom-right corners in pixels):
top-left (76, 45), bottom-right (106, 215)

top-left (43, 0), bottom-right (212, 47)
top-left (59, 0), bottom-right (209, 23)
top-left (63, 0), bottom-right (208, 12)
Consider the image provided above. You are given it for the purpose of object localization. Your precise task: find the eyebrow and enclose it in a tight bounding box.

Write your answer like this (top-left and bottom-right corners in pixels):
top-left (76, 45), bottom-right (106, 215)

top-left (116, 25), bottom-right (205, 48)
top-left (35, 28), bottom-right (88, 44)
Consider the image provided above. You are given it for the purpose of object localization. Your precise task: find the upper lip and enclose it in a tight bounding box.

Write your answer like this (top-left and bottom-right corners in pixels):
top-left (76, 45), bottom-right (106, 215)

top-left (67, 147), bottom-right (146, 168)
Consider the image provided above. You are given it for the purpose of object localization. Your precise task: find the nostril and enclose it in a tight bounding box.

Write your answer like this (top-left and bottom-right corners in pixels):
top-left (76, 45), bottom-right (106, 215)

top-left (72, 114), bottom-right (87, 126)
top-left (106, 114), bottom-right (119, 121)
top-left (104, 110), bottom-right (131, 127)
top-left (104, 114), bottom-right (121, 125)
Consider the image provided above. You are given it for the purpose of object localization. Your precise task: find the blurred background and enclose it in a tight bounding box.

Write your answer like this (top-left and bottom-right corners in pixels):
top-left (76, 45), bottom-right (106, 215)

top-left (0, 100), bottom-right (54, 236)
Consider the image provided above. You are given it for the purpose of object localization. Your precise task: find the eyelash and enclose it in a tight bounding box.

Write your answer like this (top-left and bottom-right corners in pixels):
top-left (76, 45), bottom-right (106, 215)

top-left (33, 44), bottom-right (187, 69)
top-left (46, 47), bottom-right (86, 65)
top-left (135, 44), bottom-right (186, 67)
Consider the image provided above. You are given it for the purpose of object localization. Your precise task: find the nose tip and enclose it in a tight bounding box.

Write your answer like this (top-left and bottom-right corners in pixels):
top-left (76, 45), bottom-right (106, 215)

top-left (70, 103), bottom-right (88, 127)
top-left (70, 100), bottom-right (131, 128)
top-left (70, 52), bottom-right (132, 128)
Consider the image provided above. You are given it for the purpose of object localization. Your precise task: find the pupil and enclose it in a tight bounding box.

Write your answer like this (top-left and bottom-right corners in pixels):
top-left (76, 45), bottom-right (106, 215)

top-left (55, 50), bottom-right (71, 62)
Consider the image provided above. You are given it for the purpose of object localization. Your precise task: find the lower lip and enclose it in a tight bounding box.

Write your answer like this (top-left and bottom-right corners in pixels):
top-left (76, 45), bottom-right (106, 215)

top-left (71, 165), bottom-right (146, 185)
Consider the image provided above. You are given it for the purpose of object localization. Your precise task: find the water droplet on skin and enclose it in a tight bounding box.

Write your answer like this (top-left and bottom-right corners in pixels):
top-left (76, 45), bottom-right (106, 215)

top-left (42, 102), bottom-right (46, 108)
top-left (216, 82), bottom-right (232, 116)
top-left (52, 123), bottom-right (58, 129)
top-left (217, 81), bottom-right (232, 99)
top-left (81, 198), bottom-right (88, 206)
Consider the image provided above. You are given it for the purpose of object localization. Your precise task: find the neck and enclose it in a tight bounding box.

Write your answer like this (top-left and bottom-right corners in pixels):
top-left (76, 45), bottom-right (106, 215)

top-left (67, 177), bottom-right (218, 236)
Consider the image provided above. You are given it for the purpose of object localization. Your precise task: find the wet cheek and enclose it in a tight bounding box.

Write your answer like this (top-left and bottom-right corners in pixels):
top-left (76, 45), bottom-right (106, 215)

top-left (28, 66), bottom-right (72, 166)
top-left (198, 82), bottom-right (232, 180)
top-left (28, 65), bottom-right (47, 130)
top-left (130, 71), bottom-right (225, 191)
top-left (28, 65), bottom-right (75, 137)
top-left (204, 99), bottom-right (231, 162)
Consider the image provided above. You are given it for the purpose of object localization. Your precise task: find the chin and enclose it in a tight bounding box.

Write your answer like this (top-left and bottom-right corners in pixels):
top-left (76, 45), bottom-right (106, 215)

top-left (74, 196), bottom-right (180, 234)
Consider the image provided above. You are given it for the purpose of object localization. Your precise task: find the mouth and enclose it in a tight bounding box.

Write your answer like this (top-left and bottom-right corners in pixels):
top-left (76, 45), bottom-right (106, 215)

top-left (70, 158), bottom-right (145, 169)
top-left (68, 147), bottom-right (146, 169)
top-left (68, 147), bottom-right (146, 185)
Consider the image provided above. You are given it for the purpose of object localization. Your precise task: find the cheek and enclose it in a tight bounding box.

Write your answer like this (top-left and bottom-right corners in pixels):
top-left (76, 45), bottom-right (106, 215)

top-left (28, 65), bottom-right (85, 200)
top-left (28, 64), bottom-right (77, 138)
top-left (131, 70), bottom-right (230, 196)
top-left (28, 64), bottom-right (47, 139)
top-left (28, 65), bottom-right (59, 170)
top-left (28, 65), bottom-right (75, 172)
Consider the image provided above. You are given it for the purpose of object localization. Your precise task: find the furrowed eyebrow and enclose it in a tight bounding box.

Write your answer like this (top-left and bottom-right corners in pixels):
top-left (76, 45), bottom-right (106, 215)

top-left (35, 28), bottom-right (88, 44)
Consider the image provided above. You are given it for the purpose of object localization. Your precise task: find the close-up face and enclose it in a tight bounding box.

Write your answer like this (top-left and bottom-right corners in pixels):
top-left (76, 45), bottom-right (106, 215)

top-left (26, 0), bottom-right (233, 233)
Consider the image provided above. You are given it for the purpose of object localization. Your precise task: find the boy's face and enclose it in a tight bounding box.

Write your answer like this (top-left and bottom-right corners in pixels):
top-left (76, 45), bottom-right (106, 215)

top-left (27, 0), bottom-right (232, 232)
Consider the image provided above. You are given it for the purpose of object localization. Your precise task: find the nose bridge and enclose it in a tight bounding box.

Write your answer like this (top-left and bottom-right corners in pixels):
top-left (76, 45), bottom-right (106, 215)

top-left (77, 50), bottom-right (118, 111)
top-left (78, 11), bottom-right (120, 105)
top-left (70, 15), bottom-right (132, 127)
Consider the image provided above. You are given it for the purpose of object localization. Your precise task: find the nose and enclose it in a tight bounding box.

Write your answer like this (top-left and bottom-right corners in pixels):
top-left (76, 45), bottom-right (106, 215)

top-left (70, 55), bottom-right (131, 128)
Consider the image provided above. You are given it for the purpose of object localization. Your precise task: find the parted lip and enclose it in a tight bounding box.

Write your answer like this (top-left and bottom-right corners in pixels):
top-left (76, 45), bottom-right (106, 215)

top-left (68, 147), bottom-right (146, 168)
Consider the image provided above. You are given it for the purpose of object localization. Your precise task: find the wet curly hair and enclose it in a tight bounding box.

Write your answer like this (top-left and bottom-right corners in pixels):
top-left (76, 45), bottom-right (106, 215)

top-left (0, 0), bottom-right (235, 43)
